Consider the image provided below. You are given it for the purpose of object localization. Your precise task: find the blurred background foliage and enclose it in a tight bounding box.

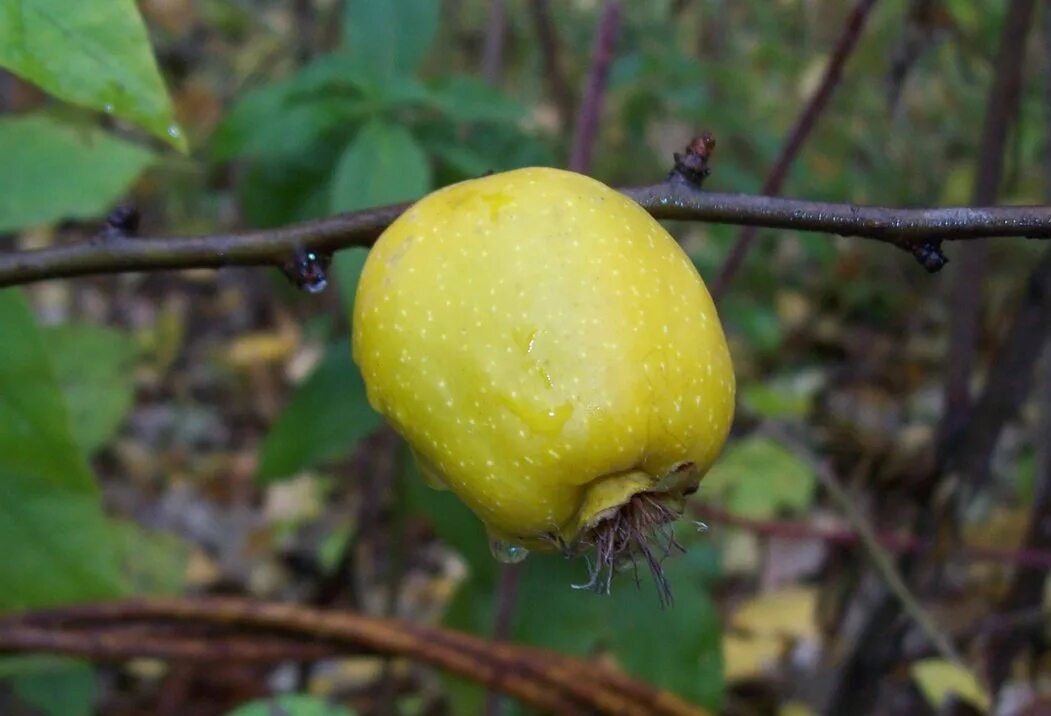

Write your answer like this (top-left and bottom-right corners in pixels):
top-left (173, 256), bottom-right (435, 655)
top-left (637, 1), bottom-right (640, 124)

top-left (0, 0), bottom-right (1049, 714)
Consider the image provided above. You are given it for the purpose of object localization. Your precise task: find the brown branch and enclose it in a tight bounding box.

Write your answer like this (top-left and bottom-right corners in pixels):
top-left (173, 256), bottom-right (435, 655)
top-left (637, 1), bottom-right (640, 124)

top-left (0, 597), bottom-right (707, 716)
top-left (712, 0), bottom-right (880, 299)
top-left (568, 1), bottom-right (621, 173)
top-left (4, 173), bottom-right (1051, 287)
top-left (945, 249), bottom-right (1051, 492)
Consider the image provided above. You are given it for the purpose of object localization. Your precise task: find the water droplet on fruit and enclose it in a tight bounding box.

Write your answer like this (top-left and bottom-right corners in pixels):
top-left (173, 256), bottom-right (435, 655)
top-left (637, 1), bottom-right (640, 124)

top-left (488, 534), bottom-right (529, 564)
top-left (167, 124), bottom-right (182, 139)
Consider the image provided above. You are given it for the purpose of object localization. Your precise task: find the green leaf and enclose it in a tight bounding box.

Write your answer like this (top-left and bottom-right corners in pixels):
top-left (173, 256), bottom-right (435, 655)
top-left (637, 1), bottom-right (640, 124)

top-left (342, 0), bottom-right (439, 82)
top-left (226, 694), bottom-right (356, 716)
top-left (701, 436), bottom-right (816, 519)
top-left (0, 0), bottom-right (184, 149)
top-left (0, 115), bottom-right (154, 232)
top-left (10, 658), bottom-right (95, 716)
top-left (258, 343), bottom-right (383, 482)
top-left (329, 120), bottom-right (432, 307)
top-left (740, 370), bottom-right (823, 421)
top-left (237, 149), bottom-right (340, 229)
top-left (111, 519), bottom-right (189, 596)
top-left (722, 298), bottom-right (782, 357)
top-left (213, 98), bottom-right (359, 163)
top-left (329, 121), bottom-right (432, 214)
top-left (0, 289), bottom-right (123, 609)
top-left (425, 75), bottom-right (525, 124)
top-left (211, 53), bottom-right (372, 162)
top-left (41, 323), bottom-right (139, 457)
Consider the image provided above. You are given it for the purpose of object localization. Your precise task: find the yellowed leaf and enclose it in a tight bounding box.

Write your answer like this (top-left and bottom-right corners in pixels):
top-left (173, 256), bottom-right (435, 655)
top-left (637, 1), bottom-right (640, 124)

top-left (731, 585), bottom-right (818, 640)
top-left (779, 701), bottom-right (816, 716)
top-left (225, 331), bottom-right (298, 368)
top-left (723, 632), bottom-right (784, 683)
top-left (910, 659), bottom-right (990, 713)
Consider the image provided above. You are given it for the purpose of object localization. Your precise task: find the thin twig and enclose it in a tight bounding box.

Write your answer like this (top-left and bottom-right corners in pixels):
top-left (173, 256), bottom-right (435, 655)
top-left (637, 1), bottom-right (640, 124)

top-left (482, 564), bottom-right (524, 716)
top-left (5, 173), bottom-right (1051, 287)
top-left (712, 0), bottom-right (880, 299)
top-left (764, 423), bottom-right (962, 664)
top-left (482, 0), bottom-right (508, 85)
top-left (941, 0), bottom-right (1037, 446)
top-left (691, 504), bottom-right (1051, 570)
top-left (528, 0), bottom-right (575, 129)
top-left (568, 1), bottom-right (621, 173)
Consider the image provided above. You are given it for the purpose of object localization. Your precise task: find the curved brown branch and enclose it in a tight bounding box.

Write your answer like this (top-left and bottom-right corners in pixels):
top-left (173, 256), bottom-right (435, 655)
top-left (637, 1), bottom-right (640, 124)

top-left (3, 179), bottom-right (1051, 287)
top-left (0, 597), bottom-right (708, 716)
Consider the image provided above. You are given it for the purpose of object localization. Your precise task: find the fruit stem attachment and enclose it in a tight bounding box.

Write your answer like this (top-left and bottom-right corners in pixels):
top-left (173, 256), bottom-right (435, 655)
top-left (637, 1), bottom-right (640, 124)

top-left (571, 492), bottom-right (686, 607)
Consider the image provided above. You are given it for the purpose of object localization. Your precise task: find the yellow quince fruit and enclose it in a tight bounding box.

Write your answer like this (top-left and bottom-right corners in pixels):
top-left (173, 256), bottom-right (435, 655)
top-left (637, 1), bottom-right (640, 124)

top-left (352, 167), bottom-right (734, 585)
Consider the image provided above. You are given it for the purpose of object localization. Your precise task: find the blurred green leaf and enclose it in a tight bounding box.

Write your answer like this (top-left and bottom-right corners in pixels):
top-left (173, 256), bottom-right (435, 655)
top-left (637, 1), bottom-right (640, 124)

top-left (211, 53), bottom-right (374, 163)
top-left (258, 343), bottom-right (383, 482)
top-left (42, 324), bottom-right (139, 457)
top-left (722, 298), bottom-right (782, 356)
top-left (343, 0), bottom-right (439, 82)
top-left (333, 248), bottom-right (369, 320)
top-left (226, 694), bottom-right (356, 716)
top-left (329, 120), bottom-right (432, 214)
top-left (111, 519), bottom-right (189, 596)
top-left (416, 121), bottom-right (556, 186)
top-left (424, 75), bottom-right (525, 123)
top-left (329, 120), bottom-right (432, 308)
top-left (740, 371), bottom-right (823, 420)
top-left (213, 97), bottom-right (361, 163)
top-left (0, 115), bottom-right (154, 232)
top-left (0, 289), bottom-right (123, 609)
top-left (238, 149), bottom-right (339, 228)
top-left (9, 658), bottom-right (94, 716)
top-left (0, 0), bottom-right (184, 149)
top-left (701, 436), bottom-right (816, 519)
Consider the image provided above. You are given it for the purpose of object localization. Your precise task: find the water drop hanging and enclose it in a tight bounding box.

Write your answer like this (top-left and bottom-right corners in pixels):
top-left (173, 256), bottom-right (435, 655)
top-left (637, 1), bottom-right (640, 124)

top-left (281, 248), bottom-right (330, 294)
top-left (487, 533), bottom-right (529, 564)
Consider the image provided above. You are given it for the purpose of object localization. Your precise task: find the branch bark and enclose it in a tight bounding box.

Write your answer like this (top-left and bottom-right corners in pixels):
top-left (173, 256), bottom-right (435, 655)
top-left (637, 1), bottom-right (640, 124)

top-left (4, 176), bottom-right (1051, 287)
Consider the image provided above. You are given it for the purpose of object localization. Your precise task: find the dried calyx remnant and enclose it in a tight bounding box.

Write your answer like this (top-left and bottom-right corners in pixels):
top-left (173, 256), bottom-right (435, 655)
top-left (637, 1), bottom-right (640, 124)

top-left (570, 491), bottom-right (688, 607)
top-left (669, 132), bottom-right (716, 187)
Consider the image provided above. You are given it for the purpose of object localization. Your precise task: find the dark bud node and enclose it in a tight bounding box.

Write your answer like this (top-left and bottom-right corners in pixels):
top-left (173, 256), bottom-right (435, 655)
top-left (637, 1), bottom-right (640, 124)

top-left (913, 241), bottom-right (948, 273)
top-left (281, 248), bottom-right (330, 294)
top-left (670, 132), bottom-right (716, 188)
top-left (98, 205), bottom-right (140, 241)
